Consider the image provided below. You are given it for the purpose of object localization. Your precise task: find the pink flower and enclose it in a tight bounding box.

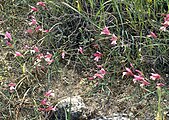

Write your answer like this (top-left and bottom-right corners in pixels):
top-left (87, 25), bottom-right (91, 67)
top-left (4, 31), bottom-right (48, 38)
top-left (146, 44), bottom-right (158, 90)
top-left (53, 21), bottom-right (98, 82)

top-left (156, 83), bottom-right (165, 87)
top-left (164, 14), bottom-right (169, 22)
top-left (135, 70), bottom-right (144, 76)
top-left (4, 32), bottom-right (12, 41)
top-left (96, 65), bottom-right (102, 68)
top-left (44, 90), bottom-right (55, 97)
top-left (133, 75), bottom-right (144, 83)
top-left (45, 53), bottom-right (54, 65)
top-left (37, 2), bottom-right (46, 7)
top-left (99, 68), bottom-right (106, 76)
top-left (110, 34), bottom-right (118, 45)
top-left (61, 51), bottom-right (65, 59)
top-left (78, 47), bottom-right (83, 54)
top-left (159, 26), bottom-right (166, 31)
top-left (140, 80), bottom-right (150, 87)
top-left (150, 73), bottom-right (161, 80)
top-left (93, 73), bottom-right (104, 79)
top-left (15, 51), bottom-right (23, 57)
top-left (93, 51), bottom-right (102, 61)
top-left (101, 26), bottom-right (111, 35)
top-left (24, 45), bottom-right (30, 50)
top-left (93, 68), bottom-right (106, 79)
top-left (147, 32), bottom-right (157, 39)
top-left (39, 108), bottom-right (45, 111)
top-left (45, 106), bottom-right (56, 111)
top-left (8, 82), bottom-right (16, 92)
top-left (45, 52), bottom-right (52, 59)
top-left (122, 67), bottom-right (134, 77)
top-left (43, 29), bottom-right (49, 33)
top-left (161, 21), bottom-right (169, 27)
top-left (36, 53), bottom-right (44, 60)
top-left (88, 77), bottom-right (95, 80)
top-left (40, 98), bottom-right (49, 105)
top-left (33, 46), bottom-right (40, 52)
top-left (35, 26), bottom-right (42, 32)
top-left (31, 6), bottom-right (38, 12)
top-left (46, 59), bottom-right (54, 65)
top-left (29, 19), bottom-right (37, 26)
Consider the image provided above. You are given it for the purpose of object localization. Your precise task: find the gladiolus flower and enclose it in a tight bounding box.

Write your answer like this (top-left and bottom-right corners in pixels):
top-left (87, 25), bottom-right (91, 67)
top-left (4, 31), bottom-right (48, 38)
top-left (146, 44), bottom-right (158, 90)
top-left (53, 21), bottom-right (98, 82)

top-left (37, 2), bottom-right (46, 7)
top-left (88, 77), bottom-right (95, 80)
top-left (156, 83), bottom-right (165, 87)
top-left (93, 73), bottom-right (104, 79)
top-left (140, 80), bottom-right (150, 87)
top-left (40, 98), bottom-right (48, 105)
top-left (33, 46), bottom-right (39, 52)
top-left (43, 29), bottom-right (49, 33)
top-left (99, 68), bottom-right (106, 76)
top-left (39, 108), bottom-right (46, 111)
top-left (147, 32), bottom-right (157, 39)
top-left (45, 52), bottom-right (52, 59)
top-left (101, 26), bottom-right (111, 35)
top-left (133, 75), bottom-right (144, 83)
top-left (4, 32), bottom-right (12, 41)
top-left (93, 51), bottom-right (102, 61)
top-left (8, 82), bottom-right (16, 92)
top-left (35, 26), bottom-right (41, 32)
top-left (29, 19), bottom-right (37, 26)
top-left (45, 53), bottom-right (54, 65)
top-left (150, 73), bottom-right (161, 80)
top-left (46, 59), bottom-right (54, 65)
top-left (61, 51), bottom-right (65, 59)
top-left (135, 70), bottom-right (144, 76)
top-left (161, 21), bottom-right (169, 27)
top-left (45, 106), bottom-right (56, 111)
top-left (78, 47), bottom-right (83, 54)
top-left (15, 51), bottom-right (23, 57)
top-left (96, 65), bottom-right (102, 68)
top-left (36, 53), bottom-right (44, 60)
top-left (122, 67), bottom-right (134, 77)
top-left (159, 26), bottom-right (166, 31)
top-left (110, 34), bottom-right (118, 45)
top-left (44, 90), bottom-right (55, 97)
top-left (31, 6), bottom-right (38, 12)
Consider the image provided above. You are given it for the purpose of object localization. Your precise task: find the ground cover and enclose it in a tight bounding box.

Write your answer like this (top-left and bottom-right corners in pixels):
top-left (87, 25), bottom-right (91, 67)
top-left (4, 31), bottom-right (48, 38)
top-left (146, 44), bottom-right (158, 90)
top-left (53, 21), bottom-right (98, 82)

top-left (0, 0), bottom-right (169, 119)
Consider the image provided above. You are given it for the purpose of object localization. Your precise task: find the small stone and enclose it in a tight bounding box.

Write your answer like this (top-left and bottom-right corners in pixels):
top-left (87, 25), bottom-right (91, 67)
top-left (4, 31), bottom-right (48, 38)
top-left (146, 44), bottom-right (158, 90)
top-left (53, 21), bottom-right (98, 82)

top-left (49, 96), bottom-right (86, 120)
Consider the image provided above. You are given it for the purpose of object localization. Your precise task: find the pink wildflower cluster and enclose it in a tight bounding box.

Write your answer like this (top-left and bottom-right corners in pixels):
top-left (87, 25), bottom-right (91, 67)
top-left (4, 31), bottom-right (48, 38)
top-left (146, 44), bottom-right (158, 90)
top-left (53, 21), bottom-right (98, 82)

top-left (30, 1), bottom-right (47, 12)
top-left (88, 66), bottom-right (106, 80)
top-left (39, 90), bottom-right (56, 112)
top-left (26, 16), bottom-right (49, 35)
top-left (35, 51), bottom-right (54, 65)
top-left (123, 64), bottom-right (164, 88)
top-left (160, 14), bottom-right (169, 31)
top-left (100, 26), bottom-right (118, 45)
top-left (26, 2), bottom-right (49, 35)
top-left (23, 45), bottom-right (54, 65)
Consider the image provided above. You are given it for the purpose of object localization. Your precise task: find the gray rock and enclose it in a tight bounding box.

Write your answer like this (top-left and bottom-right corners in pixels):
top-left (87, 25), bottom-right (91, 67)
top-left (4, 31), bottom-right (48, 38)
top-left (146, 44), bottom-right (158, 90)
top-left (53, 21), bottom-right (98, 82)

top-left (49, 96), bottom-right (86, 120)
top-left (91, 113), bottom-right (130, 120)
